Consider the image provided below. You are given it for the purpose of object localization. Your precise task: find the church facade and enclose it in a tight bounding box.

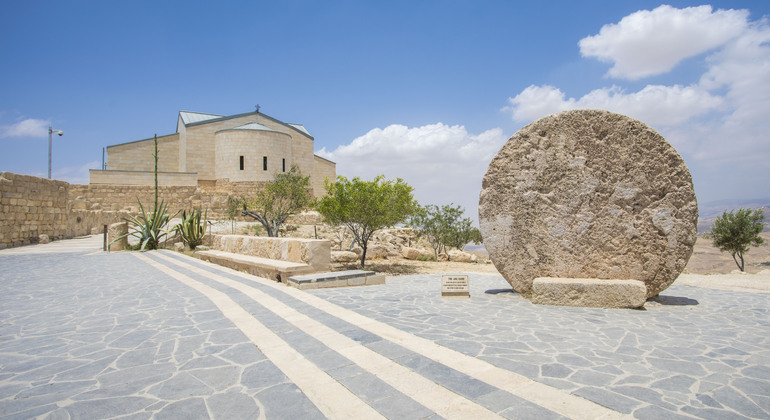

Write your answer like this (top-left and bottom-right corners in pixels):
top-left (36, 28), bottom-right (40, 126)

top-left (89, 110), bottom-right (336, 197)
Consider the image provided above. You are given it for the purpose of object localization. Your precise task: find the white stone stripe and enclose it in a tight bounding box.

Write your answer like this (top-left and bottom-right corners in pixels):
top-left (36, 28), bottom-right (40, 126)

top-left (160, 252), bottom-right (630, 420)
top-left (153, 251), bottom-right (503, 420)
top-left (134, 253), bottom-right (384, 420)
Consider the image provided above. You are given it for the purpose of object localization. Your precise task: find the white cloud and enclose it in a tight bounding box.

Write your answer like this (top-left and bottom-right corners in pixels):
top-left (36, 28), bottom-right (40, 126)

top-left (579, 5), bottom-right (748, 80)
top-left (505, 5), bottom-right (770, 202)
top-left (505, 83), bottom-right (724, 127)
top-left (318, 123), bottom-right (508, 222)
top-left (0, 118), bottom-right (50, 138)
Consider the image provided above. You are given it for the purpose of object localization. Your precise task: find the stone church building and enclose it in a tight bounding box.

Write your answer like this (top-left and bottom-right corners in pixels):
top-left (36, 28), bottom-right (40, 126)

top-left (89, 110), bottom-right (336, 197)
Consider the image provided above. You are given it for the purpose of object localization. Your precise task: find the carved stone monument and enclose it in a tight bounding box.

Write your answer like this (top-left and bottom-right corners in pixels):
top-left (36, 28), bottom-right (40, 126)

top-left (479, 109), bottom-right (697, 301)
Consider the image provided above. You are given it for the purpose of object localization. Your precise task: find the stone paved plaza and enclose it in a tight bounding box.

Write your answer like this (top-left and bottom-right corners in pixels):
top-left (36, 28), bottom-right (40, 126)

top-left (1, 237), bottom-right (768, 419)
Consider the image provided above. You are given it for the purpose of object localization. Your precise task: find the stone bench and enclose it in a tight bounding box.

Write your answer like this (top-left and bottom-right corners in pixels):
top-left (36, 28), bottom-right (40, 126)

top-left (287, 270), bottom-right (386, 290)
top-left (209, 234), bottom-right (331, 273)
top-left (532, 277), bottom-right (647, 309)
top-left (197, 250), bottom-right (314, 283)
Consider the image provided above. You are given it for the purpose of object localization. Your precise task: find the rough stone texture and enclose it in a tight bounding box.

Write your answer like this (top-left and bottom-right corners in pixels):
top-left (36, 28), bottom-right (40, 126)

top-left (479, 110), bottom-right (698, 298)
top-left (401, 247), bottom-right (432, 261)
top-left (532, 278), bottom-right (647, 308)
top-left (210, 234), bottom-right (331, 273)
top-left (352, 245), bottom-right (389, 260)
top-left (448, 250), bottom-right (478, 263)
top-left (38, 234), bottom-right (50, 244)
top-left (331, 250), bottom-right (358, 263)
top-left (108, 222), bottom-right (128, 251)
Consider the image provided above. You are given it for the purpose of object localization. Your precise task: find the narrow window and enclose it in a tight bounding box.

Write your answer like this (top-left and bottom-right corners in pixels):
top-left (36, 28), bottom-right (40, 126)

top-left (263, 156), bottom-right (268, 171)
top-left (282, 158), bottom-right (286, 172)
top-left (239, 156), bottom-right (244, 170)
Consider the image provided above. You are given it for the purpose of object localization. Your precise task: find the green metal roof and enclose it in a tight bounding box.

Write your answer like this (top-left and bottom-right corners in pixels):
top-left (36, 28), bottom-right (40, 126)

top-left (179, 111), bottom-right (223, 125)
top-left (217, 123), bottom-right (284, 134)
top-left (287, 123), bottom-right (310, 136)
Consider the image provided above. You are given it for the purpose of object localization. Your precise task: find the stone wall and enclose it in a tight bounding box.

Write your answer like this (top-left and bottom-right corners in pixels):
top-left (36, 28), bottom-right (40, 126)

top-left (209, 234), bottom-right (331, 273)
top-left (89, 170), bottom-right (198, 186)
top-left (0, 171), bottom-right (324, 250)
top-left (0, 172), bottom-right (129, 249)
top-left (106, 133), bottom-right (180, 172)
top-left (312, 155), bottom-right (336, 198)
top-left (68, 179), bottom-right (297, 220)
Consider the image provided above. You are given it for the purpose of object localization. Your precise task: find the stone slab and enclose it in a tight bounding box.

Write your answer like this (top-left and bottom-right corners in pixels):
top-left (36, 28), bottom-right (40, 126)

top-left (532, 277), bottom-right (647, 308)
top-left (287, 270), bottom-right (385, 290)
top-left (196, 250), bottom-right (312, 283)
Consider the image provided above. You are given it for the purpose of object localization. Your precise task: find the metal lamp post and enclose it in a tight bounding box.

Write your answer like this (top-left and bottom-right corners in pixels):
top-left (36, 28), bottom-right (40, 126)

top-left (48, 126), bottom-right (63, 179)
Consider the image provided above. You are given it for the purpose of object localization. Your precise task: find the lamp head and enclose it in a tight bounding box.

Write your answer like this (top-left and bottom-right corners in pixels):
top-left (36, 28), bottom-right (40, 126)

top-left (57, 131), bottom-right (63, 136)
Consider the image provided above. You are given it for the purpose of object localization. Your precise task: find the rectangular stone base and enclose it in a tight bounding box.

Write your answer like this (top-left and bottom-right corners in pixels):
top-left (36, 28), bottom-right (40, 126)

top-left (532, 278), bottom-right (647, 309)
top-left (287, 270), bottom-right (386, 290)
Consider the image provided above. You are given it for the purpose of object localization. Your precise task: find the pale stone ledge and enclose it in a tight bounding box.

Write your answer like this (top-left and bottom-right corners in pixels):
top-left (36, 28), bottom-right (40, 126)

top-left (532, 277), bottom-right (647, 309)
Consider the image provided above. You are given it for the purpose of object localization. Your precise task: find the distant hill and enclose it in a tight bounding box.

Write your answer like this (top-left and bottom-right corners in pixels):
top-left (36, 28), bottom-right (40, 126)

top-left (697, 198), bottom-right (770, 232)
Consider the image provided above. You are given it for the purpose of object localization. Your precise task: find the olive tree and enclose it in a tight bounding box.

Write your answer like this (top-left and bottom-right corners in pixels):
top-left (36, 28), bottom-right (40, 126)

top-left (318, 175), bottom-right (416, 268)
top-left (708, 208), bottom-right (765, 271)
top-left (242, 166), bottom-right (314, 237)
top-left (410, 204), bottom-right (482, 261)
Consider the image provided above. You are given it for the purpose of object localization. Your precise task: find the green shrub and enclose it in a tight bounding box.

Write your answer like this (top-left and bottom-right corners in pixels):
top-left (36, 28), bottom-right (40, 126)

top-left (175, 208), bottom-right (208, 250)
top-left (114, 199), bottom-right (176, 250)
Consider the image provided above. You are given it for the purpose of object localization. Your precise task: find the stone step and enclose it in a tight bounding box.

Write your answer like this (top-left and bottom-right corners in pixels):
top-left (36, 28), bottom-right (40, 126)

top-left (287, 269), bottom-right (386, 290)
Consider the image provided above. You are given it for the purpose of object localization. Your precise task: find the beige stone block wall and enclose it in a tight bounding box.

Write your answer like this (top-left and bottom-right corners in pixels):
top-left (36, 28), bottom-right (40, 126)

top-left (184, 114), bottom-right (258, 180)
top-left (89, 170), bottom-right (198, 186)
top-left (210, 234), bottom-right (331, 272)
top-left (107, 133), bottom-right (179, 172)
top-left (290, 133), bottom-right (315, 180)
top-left (177, 116), bottom-right (187, 171)
top-left (0, 172), bottom-right (69, 248)
top-left (0, 172), bottom-right (131, 249)
top-left (214, 130), bottom-right (292, 182)
top-left (0, 169), bottom-right (331, 250)
top-left (312, 155), bottom-right (336, 198)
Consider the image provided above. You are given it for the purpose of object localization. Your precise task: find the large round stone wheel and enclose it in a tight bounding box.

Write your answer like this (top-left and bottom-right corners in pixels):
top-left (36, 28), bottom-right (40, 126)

top-left (479, 109), bottom-right (697, 298)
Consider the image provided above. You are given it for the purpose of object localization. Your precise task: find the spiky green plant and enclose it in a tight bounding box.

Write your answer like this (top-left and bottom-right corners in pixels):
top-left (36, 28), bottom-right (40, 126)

top-left (112, 199), bottom-right (176, 251)
top-left (175, 208), bottom-right (208, 250)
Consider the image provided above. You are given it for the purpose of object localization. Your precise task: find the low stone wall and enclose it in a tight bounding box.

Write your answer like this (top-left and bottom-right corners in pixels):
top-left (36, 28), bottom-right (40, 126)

top-left (1, 172), bottom-right (69, 248)
top-left (89, 169), bottom-right (198, 186)
top-left (0, 171), bottom-right (319, 250)
top-left (68, 179), bottom-right (290, 220)
top-left (0, 172), bottom-right (132, 249)
top-left (210, 234), bottom-right (331, 273)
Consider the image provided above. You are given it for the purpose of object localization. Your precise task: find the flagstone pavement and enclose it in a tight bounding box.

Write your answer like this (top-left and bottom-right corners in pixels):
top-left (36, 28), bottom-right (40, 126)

top-left (0, 236), bottom-right (768, 419)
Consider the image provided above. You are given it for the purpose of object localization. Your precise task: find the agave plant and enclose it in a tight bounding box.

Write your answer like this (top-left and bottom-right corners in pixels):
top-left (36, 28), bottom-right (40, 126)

top-left (113, 199), bottom-right (177, 251)
top-left (175, 208), bottom-right (208, 250)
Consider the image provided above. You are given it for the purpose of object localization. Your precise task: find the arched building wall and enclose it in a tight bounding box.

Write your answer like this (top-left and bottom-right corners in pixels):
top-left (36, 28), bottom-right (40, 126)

top-left (214, 129), bottom-right (292, 182)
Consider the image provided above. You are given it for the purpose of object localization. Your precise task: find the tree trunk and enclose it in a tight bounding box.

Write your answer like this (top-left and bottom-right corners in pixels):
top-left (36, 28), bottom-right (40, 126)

top-left (733, 251), bottom-right (745, 271)
top-left (359, 245), bottom-right (367, 268)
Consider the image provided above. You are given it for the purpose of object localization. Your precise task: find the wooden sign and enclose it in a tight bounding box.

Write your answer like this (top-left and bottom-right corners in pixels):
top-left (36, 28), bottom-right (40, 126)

top-left (442, 275), bottom-right (470, 298)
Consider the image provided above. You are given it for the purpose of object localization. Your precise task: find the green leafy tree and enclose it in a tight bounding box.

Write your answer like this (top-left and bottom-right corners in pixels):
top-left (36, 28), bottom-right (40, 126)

top-left (410, 204), bottom-right (482, 261)
top-left (226, 196), bottom-right (242, 234)
top-left (318, 175), bottom-right (416, 268)
top-left (409, 205), bottom-right (445, 261)
top-left (242, 166), bottom-right (314, 237)
top-left (444, 213), bottom-right (483, 255)
top-left (709, 208), bottom-right (765, 271)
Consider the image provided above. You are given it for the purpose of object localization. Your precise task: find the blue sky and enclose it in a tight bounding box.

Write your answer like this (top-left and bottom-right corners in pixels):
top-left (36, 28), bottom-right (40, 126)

top-left (2, 1), bottom-right (769, 219)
